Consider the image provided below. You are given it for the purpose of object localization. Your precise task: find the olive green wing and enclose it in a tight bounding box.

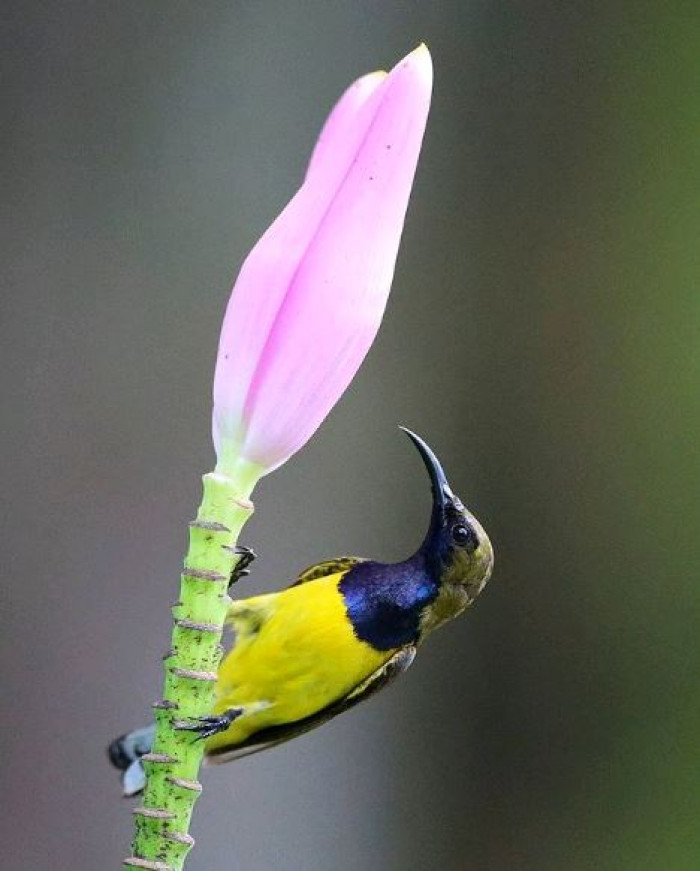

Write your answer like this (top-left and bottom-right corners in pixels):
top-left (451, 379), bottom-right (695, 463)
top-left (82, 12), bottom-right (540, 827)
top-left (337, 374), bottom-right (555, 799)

top-left (288, 555), bottom-right (367, 587)
top-left (205, 646), bottom-right (416, 764)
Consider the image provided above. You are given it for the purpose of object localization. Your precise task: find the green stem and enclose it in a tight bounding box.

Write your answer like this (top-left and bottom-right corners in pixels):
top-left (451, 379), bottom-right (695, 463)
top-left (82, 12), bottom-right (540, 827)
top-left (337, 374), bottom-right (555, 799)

top-left (124, 461), bottom-right (263, 871)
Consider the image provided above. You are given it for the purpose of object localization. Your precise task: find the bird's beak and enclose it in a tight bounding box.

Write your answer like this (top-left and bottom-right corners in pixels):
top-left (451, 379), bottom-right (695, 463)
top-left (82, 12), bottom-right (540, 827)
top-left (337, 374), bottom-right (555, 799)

top-left (400, 427), bottom-right (458, 519)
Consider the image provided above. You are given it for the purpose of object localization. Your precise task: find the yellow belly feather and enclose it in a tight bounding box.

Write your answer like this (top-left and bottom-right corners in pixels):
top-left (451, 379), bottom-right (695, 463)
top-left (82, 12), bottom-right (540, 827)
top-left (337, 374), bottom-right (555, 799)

top-left (206, 573), bottom-right (391, 754)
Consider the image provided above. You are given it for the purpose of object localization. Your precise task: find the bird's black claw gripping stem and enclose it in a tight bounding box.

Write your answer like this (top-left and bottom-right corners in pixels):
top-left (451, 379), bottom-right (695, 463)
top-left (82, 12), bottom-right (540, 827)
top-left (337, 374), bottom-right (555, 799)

top-left (175, 707), bottom-right (244, 741)
top-left (229, 544), bottom-right (257, 588)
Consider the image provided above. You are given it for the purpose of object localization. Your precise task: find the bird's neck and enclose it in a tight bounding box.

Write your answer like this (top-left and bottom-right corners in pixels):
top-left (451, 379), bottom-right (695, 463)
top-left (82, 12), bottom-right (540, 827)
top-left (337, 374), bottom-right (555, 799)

top-left (338, 554), bottom-right (439, 651)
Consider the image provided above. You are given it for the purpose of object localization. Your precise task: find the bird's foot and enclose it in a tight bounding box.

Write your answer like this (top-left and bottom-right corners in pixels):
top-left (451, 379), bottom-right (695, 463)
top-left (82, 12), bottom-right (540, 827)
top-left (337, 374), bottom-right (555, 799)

top-left (175, 707), bottom-right (243, 741)
top-left (229, 545), bottom-right (257, 588)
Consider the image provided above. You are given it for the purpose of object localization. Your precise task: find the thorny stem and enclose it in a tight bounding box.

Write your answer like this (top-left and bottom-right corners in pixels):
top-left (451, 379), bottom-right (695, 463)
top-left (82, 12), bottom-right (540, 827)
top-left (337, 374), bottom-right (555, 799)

top-left (124, 462), bottom-right (262, 870)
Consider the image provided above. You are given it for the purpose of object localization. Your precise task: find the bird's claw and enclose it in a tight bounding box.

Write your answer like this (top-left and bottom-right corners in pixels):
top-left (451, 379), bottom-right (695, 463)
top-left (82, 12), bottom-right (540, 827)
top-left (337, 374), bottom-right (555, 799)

top-left (175, 708), bottom-right (243, 741)
top-left (229, 545), bottom-right (257, 588)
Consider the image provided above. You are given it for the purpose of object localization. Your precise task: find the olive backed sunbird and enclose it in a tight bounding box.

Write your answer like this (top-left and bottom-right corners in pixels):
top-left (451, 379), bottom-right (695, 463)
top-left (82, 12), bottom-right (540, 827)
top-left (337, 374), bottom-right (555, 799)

top-left (109, 428), bottom-right (494, 795)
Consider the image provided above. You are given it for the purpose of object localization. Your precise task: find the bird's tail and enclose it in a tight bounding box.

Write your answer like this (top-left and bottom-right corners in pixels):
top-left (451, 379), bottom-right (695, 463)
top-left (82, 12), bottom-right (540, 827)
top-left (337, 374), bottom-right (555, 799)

top-left (107, 724), bottom-right (155, 796)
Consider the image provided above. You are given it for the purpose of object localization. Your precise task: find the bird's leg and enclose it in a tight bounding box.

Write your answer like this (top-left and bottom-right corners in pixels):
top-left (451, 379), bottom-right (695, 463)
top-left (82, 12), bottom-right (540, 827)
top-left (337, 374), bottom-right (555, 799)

top-left (229, 544), bottom-right (257, 588)
top-left (175, 707), bottom-right (244, 741)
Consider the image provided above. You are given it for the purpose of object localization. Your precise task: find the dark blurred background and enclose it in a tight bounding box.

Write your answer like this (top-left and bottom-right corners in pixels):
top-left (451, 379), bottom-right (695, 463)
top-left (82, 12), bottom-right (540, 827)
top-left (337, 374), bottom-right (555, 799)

top-left (2, 2), bottom-right (699, 869)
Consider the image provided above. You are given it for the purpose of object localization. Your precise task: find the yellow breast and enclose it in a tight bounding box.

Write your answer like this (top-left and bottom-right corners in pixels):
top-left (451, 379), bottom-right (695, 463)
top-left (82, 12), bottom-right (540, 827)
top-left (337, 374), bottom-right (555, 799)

top-left (206, 573), bottom-right (391, 753)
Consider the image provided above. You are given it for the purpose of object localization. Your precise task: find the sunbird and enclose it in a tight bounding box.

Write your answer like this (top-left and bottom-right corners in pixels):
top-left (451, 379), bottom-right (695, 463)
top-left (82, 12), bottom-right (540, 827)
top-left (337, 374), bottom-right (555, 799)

top-left (109, 429), bottom-right (494, 795)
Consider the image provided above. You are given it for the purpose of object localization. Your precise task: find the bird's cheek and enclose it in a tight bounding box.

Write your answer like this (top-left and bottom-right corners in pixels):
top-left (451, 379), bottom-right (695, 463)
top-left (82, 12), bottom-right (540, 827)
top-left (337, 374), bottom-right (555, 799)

top-left (465, 564), bottom-right (491, 601)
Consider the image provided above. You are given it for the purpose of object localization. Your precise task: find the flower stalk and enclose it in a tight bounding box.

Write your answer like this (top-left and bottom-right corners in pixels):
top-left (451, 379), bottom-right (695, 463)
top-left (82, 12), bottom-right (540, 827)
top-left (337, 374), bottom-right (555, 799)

top-left (125, 465), bottom-right (262, 870)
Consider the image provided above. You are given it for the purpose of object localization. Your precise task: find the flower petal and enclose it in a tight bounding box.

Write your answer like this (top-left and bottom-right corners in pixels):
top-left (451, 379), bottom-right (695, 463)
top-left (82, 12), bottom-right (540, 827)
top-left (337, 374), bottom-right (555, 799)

top-left (213, 73), bottom-right (389, 456)
top-left (304, 70), bottom-right (387, 183)
top-left (238, 46), bottom-right (433, 470)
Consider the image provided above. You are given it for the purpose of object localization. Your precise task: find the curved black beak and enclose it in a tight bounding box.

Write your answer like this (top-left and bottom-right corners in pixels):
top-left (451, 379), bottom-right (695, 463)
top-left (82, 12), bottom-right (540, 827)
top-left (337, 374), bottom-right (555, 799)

top-left (399, 426), bottom-right (456, 516)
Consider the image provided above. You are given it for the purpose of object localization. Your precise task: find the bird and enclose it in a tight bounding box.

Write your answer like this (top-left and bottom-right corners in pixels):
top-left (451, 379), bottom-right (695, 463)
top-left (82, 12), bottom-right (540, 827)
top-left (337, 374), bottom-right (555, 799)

top-left (108, 428), bottom-right (494, 795)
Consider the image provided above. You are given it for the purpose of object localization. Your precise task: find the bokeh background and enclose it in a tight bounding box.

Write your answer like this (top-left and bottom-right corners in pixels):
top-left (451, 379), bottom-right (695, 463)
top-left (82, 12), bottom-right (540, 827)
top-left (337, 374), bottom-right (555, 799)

top-left (2, 2), bottom-right (699, 869)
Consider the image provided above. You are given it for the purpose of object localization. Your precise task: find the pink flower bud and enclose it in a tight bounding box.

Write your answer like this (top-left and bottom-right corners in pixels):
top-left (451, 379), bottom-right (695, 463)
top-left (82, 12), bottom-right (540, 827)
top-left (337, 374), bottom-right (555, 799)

top-left (213, 45), bottom-right (433, 475)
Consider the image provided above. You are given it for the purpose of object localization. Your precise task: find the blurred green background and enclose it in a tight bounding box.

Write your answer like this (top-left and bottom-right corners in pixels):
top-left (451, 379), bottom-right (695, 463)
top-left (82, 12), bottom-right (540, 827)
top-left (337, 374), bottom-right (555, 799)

top-left (2, 2), bottom-right (698, 869)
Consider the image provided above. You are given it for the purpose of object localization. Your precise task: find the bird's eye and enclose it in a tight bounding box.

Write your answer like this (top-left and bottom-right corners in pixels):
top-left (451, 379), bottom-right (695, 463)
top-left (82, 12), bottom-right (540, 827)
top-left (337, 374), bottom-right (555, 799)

top-left (452, 523), bottom-right (477, 551)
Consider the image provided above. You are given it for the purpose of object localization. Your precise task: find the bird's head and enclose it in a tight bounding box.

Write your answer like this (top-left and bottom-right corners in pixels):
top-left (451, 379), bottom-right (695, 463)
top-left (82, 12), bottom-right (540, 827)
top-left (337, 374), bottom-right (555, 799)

top-left (401, 428), bottom-right (494, 634)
